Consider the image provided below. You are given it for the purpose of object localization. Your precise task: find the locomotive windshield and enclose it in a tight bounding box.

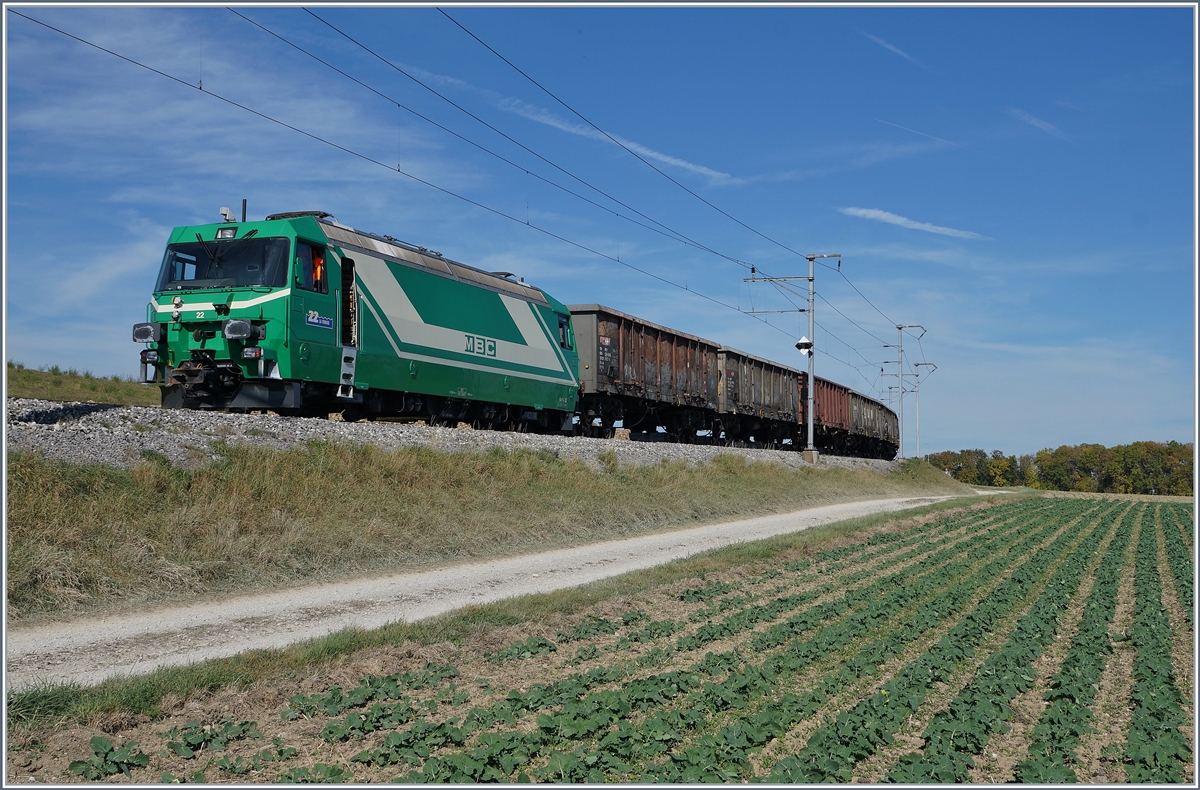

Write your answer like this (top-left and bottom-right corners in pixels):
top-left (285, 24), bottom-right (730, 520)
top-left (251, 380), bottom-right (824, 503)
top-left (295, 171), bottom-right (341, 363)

top-left (156, 236), bottom-right (291, 291)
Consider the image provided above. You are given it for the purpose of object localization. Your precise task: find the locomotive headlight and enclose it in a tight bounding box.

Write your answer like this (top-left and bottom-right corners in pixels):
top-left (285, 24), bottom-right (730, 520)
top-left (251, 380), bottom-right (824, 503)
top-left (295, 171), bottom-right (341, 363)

top-left (140, 350), bottom-right (159, 363)
top-left (242, 347), bottom-right (263, 360)
top-left (221, 319), bottom-right (254, 340)
top-left (171, 310), bottom-right (181, 322)
top-left (216, 227), bottom-right (236, 239)
top-left (132, 322), bottom-right (163, 343)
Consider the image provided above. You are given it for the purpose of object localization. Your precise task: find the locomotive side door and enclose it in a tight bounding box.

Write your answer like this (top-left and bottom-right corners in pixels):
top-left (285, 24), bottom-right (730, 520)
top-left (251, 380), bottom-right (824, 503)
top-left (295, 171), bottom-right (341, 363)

top-left (336, 256), bottom-right (358, 398)
top-left (290, 240), bottom-right (339, 379)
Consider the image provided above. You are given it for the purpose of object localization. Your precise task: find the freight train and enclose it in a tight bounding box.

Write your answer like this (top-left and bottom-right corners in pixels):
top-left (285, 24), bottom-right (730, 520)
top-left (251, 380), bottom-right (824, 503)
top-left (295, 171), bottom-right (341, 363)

top-left (133, 210), bottom-right (899, 459)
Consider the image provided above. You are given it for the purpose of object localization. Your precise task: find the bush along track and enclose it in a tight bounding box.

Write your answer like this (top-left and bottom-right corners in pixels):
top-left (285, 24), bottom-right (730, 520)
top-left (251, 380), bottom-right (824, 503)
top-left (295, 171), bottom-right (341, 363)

top-left (879, 502), bottom-right (1125, 783)
top-left (1123, 504), bottom-right (1191, 782)
top-left (1010, 506), bottom-right (1136, 781)
top-left (765, 500), bottom-right (1115, 782)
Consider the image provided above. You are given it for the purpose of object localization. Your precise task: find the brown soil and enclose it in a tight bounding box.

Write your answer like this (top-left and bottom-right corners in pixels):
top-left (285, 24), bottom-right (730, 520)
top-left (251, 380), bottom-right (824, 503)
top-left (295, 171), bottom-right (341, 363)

top-left (8, 504), bottom-right (984, 784)
top-left (766, 499), bottom-right (1101, 781)
top-left (1154, 506), bottom-right (1196, 784)
top-left (1073, 504), bottom-right (1143, 783)
top-left (852, 499), bottom-right (1122, 782)
top-left (965, 503), bottom-right (1127, 782)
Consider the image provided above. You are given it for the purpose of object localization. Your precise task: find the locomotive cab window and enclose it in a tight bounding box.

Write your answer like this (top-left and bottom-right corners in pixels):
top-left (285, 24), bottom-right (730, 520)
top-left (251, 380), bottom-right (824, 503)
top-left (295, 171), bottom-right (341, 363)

top-left (557, 314), bottom-right (573, 350)
top-left (295, 242), bottom-right (329, 294)
top-left (156, 237), bottom-right (289, 291)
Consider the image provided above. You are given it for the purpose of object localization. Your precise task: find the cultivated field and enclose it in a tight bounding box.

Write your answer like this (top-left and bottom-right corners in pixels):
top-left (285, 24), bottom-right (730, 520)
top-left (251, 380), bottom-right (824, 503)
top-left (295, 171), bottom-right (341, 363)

top-left (7, 496), bottom-right (1193, 783)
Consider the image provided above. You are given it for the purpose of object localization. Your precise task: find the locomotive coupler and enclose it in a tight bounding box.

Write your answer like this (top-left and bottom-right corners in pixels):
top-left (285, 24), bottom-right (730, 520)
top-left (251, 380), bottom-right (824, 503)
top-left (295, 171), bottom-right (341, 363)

top-left (169, 350), bottom-right (243, 397)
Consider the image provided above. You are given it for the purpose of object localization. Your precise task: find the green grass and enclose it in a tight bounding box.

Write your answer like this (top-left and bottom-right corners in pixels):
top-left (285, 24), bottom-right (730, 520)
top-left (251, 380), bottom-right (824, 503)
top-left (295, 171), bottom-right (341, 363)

top-left (5, 495), bottom-right (995, 730)
top-left (6, 360), bottom-right (160, 407)
top-left (7, 442), bottom-right (973, 620)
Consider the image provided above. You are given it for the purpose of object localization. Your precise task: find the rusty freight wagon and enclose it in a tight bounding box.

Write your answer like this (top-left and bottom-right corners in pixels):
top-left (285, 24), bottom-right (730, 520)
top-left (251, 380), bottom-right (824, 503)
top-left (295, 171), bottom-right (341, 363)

top-left (798, 372), bottom-right (898, 459)
top-left (849, 390), bottom-right (899, 458)
top-left (715, 347), bottom-right (800, 447)
top-left (568, 304), bottom-right (721, 440)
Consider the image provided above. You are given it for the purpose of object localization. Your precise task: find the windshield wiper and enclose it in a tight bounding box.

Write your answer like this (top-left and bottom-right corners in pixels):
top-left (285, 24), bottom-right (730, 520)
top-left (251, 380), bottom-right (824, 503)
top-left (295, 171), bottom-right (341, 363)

top-left (194, 229), bottom-right (260, 278)
top-left (194, 232), bottom-right (218, 265)
top-left (218, 228), bottom-right (259, 259)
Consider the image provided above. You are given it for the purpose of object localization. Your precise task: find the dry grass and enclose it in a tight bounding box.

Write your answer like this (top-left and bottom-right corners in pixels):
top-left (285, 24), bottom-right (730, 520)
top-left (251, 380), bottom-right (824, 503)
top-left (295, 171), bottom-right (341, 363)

top-left (5, 497), bottom-right (987, 734)
top-left (5, 361), bottom-right (160, 407)
top-left (6, 442), bottom-right (972, 620)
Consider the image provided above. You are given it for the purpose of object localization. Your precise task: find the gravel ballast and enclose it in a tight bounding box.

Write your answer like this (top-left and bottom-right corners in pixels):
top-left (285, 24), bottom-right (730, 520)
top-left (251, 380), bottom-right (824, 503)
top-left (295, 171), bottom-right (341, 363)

top-left (6, 397), bottom-right (899, 473)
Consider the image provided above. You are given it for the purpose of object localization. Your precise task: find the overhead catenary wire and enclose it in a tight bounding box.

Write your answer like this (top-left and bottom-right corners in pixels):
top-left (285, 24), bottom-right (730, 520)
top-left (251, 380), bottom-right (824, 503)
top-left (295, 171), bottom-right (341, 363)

top-left (8, 8), bottom-right (802, 343)
top-left (299, 8), bottom-right (761, 275)
top-left (13, 8), bottom-right (904, 401)
top-left (249, 8), bottom-right (831, 332)
top-left (437, 7), bottom-right (811, 261)
top-left (437, 8), bottom-right (915, 361)
top-left (231, 8), bottom-right (740, 270)
top-left (301, 8), bottom-right (898, 354)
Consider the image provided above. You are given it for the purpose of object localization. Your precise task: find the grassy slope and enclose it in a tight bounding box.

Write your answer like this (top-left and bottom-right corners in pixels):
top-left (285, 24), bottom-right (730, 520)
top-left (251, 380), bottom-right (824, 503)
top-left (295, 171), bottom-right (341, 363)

top-left (6, 494), bottom-right (1003, 731)
top-left (5, 361), bottom-right (160, 407)
top-left (5, 360), bottom-right (979, 732)
top-left (7, 443), bottom-right (972, 620)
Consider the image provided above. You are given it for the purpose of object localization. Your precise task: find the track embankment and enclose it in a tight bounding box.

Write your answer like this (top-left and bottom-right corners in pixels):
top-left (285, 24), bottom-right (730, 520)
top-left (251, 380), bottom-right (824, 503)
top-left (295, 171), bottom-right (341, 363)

top-left (6, 495), bottom-right (958, 692)
top-left (6, 397), bottom-right (897, 472)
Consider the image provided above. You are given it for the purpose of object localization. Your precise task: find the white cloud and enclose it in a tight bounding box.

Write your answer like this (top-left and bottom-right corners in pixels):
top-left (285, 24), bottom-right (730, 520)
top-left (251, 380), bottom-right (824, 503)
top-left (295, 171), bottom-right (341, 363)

top-left (498, 98), bottom-right (740, 186)
top-left (861, 32), bottom-right (919, 64)
top-left (875, 119), bottom-right (955, 146)
top-left (1007, 108), bottom-right (1068, 139)
top-left (860, 32), bottom-right (935, 73)
top-left (837, 207), bottom-right (992, 240)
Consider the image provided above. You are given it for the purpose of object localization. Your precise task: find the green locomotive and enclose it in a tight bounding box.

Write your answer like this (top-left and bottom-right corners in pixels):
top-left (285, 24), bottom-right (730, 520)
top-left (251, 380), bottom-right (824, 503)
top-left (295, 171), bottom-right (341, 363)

top-left (132, 210), bottom-right (580, 430)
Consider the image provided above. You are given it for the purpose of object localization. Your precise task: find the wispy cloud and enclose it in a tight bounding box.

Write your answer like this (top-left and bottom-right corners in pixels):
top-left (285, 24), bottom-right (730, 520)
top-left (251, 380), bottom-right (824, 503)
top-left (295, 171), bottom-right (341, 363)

top-left (860, 32), bottom-right (934, 72)
top-left (499, 97), bottom-right (740, 186)
top-left (1007, 108), bottom-right (1068, 139)
top-left (875, 118), bottom-right (955, 146)
top-left (837, 207), bottom-right (992, 240)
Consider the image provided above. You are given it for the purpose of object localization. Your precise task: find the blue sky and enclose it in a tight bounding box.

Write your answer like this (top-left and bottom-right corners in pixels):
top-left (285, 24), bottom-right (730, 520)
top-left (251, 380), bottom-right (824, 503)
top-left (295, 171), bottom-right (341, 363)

top-left (4, 4), bottom-right (1195, 457)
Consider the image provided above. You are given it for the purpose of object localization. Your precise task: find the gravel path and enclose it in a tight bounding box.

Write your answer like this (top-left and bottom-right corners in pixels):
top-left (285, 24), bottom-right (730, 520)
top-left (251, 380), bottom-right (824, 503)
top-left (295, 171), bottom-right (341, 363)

top-left (5, 495), bottom-right (956, 692)
top-left (5, 397), bottom-right (899, 472)
top-left (5, 396), bottom-right (911, 691)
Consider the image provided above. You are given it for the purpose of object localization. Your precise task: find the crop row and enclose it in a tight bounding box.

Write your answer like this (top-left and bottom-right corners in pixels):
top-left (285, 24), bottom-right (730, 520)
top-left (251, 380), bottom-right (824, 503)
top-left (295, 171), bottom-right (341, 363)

top-left (679, 504), bottom-right (1013, 628)
top-left (685, 500), bottom-right (1101, 782)
top-left (879, 501), bottom-right (1126, 783)
top-left (343, 505), bottom-right (1009, 769)
top-left (1159, 504), bottom-right (1194, 627)
top-left (669, 507), bottom-right (1025, 658)
top-left (638, 501), bottom-right (1082, 781)
top-left (1124, 505), bottom-right (1190, 782)
top-left (816, 502), bottom-right (1053, 576)
top-left (341, 501), bottom-right (1095, 781)
top-left (345, 504), bottom-right (1026, 778)
top-left (767, 500), bottom-right (1114, 782)
top-left (1009, 503), bottom-right (1138, 781)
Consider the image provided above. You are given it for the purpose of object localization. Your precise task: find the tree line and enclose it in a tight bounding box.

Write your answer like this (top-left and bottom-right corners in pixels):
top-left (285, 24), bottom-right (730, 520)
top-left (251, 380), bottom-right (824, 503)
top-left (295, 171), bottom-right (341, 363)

top-left (924, 441), bottom-right (1193, 496)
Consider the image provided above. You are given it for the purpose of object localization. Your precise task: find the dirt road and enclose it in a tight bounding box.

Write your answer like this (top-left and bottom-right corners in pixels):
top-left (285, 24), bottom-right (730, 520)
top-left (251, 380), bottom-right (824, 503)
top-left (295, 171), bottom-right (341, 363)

top-left (6, 495), bottom-right (958, 692)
